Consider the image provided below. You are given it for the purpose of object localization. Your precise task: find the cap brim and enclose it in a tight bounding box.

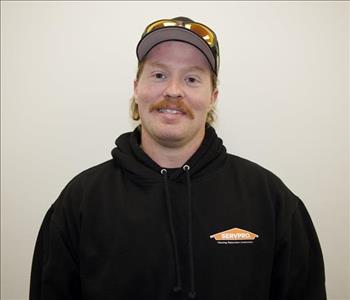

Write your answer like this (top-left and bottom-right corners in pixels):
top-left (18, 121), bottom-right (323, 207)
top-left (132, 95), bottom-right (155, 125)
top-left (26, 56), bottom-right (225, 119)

top-left (136, 27), bottom-right (216, 74)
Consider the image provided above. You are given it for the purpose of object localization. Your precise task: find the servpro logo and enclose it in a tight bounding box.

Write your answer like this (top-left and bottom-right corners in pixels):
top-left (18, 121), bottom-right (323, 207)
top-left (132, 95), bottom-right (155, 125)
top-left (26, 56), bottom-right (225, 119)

top-left (210, 227), bottom-right (259, 244)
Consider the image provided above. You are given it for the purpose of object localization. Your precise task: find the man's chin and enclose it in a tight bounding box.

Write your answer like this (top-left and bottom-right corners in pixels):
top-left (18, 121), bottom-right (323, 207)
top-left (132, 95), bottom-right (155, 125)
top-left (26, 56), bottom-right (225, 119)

top-left (148, 123), bottom-right (193, 146)
top-left (156, 130), bottom-right (186, 146)
top-left (141, 121), bottom-right (195, 148)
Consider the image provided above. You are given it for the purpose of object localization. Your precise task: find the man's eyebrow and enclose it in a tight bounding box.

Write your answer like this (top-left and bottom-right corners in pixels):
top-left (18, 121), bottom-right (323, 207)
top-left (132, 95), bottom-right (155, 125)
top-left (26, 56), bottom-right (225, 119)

top-left (147, 62), bottom-right (207, 73)
top-left (185, 66), bottom-right (207, 73)
top-left (147, 62), bottom-right (169, 69)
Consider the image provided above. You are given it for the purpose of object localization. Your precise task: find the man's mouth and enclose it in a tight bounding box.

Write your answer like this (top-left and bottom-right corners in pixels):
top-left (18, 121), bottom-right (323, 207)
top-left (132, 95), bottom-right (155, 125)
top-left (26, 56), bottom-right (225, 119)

top-left (150, 100), bottom-right (194, 119)
top-left (157, 108), bottom-right (185, 115)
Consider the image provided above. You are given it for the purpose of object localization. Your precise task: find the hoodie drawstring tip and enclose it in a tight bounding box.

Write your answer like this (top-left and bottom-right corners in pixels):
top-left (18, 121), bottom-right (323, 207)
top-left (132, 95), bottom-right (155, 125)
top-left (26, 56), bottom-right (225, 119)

top-left (173, 286), bottom-right (182, 293)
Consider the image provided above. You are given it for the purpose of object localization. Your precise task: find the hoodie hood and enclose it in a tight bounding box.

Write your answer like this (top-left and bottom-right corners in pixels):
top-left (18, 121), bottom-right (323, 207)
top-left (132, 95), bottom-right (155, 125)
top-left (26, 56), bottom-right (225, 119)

top-left (111, 125), bottom-right (227, 183)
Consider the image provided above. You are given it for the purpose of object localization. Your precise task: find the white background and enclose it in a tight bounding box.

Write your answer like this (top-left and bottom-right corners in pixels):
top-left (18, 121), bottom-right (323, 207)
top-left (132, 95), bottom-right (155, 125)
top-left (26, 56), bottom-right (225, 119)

top-left (1, 1), bottom-right (349, 299)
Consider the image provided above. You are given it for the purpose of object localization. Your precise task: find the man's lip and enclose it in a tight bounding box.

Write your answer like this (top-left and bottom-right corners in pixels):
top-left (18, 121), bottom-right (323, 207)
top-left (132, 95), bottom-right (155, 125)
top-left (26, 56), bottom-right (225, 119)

top-left (156, 108), bottom-right (186, 114)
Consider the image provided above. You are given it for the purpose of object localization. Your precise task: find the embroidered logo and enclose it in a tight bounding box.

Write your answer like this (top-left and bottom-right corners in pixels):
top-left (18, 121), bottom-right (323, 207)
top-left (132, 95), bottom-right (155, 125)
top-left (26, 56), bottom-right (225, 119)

top-left (210, 227), bottom-right (259, 244)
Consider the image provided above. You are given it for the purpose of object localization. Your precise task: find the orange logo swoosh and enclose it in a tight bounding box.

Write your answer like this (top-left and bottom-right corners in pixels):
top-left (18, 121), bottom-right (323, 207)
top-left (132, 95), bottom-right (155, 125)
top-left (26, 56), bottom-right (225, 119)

top-left (210, 227), bottom-right (259, 241)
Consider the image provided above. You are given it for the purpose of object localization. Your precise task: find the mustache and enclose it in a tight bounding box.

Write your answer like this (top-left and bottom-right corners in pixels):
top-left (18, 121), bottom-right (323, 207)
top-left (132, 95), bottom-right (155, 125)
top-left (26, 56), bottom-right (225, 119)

top-left (149, 100), bottom-right (194, 119)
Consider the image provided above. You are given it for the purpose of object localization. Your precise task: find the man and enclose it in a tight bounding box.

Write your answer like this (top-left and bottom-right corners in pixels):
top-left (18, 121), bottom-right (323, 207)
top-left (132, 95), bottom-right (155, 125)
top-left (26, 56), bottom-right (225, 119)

top-left (30, 17), bottom-right (327, 300)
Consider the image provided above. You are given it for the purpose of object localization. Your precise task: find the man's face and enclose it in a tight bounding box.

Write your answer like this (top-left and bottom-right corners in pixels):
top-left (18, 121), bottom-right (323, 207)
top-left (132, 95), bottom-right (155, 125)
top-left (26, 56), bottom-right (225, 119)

top-left (134, 41), bottom-right (218, 148)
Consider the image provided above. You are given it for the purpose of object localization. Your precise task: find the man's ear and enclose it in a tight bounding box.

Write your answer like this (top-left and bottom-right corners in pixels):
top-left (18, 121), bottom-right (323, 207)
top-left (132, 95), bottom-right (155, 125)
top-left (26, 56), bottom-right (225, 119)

top-left (211, 88), bottom-right (219, 106)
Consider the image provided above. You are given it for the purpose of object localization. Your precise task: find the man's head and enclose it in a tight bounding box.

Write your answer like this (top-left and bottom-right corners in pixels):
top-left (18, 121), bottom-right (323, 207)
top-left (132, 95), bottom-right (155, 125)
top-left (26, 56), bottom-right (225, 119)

top-left (132, 17), bottom-right (220, 148)
top-left (137, 17), bottom-right (220, 76)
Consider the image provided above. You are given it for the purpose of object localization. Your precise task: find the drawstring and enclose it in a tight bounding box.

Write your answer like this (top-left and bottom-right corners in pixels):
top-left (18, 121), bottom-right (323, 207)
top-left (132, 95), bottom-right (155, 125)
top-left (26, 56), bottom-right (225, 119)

top-left (183, 165), bottom-right (196, 299)
top-left (161, 169), bottom-right (183, 293)
top-left (161, 166), bottom-right (197, 299)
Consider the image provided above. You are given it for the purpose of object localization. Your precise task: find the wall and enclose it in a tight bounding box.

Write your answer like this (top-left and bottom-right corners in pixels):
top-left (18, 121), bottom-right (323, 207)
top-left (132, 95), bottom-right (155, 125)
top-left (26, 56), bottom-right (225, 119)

top-left (1, 1), bottom-right (349, 299)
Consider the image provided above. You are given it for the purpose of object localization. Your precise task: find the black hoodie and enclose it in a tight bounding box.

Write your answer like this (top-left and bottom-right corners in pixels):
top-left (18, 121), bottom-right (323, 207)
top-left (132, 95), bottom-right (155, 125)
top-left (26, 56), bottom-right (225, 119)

top-left (30, 126), bottom-right (327, 300)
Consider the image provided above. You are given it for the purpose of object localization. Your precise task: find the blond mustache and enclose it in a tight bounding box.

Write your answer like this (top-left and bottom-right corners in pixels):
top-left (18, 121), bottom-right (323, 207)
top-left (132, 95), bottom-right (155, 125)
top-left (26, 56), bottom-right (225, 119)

top-left (149, 100), bottom-right (194, 119)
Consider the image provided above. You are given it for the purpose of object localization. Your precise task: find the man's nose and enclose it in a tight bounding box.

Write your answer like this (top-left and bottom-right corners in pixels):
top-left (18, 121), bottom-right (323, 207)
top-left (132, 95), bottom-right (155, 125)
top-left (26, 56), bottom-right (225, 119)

top-left (163, 78), bottom-right (184, 100)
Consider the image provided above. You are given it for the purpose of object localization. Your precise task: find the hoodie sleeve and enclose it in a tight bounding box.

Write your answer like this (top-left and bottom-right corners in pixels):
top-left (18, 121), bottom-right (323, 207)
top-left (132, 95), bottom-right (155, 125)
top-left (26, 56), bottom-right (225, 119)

top-left (269, 199), bottom-right (327, 300)
top-left (29, 181), bottom-right (82, 300)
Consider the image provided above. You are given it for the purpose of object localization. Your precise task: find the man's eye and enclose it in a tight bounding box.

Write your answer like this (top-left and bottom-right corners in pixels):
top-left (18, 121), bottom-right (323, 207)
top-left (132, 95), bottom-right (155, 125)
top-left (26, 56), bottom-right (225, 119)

top-left (154, 73), bottom-right (166, 79)
top-left (186, 76), bottom-right (200, 84)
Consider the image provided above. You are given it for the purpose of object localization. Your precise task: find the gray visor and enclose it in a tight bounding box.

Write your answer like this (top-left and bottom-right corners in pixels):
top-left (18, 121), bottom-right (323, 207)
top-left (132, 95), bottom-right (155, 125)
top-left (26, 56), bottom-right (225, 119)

top-left (136, 27), bottom-right (216, 74)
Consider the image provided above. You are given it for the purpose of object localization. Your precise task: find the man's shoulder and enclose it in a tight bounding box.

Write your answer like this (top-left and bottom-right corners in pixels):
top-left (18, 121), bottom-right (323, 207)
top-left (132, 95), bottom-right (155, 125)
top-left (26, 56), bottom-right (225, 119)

top-left (73, 159), bottom-right (116, 180)
top-left (53, 159), bottom-right (117, 203)
top-left (226, 153), bottom-right (275, 178)
top-left (225, 153), bottom-right (297, 197)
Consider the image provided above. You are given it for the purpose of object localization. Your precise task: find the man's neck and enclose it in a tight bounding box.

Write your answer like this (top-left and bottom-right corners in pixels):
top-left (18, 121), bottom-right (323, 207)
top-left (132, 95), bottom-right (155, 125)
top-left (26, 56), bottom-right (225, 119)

top-left (140, 127), bottom-right (205, 169)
